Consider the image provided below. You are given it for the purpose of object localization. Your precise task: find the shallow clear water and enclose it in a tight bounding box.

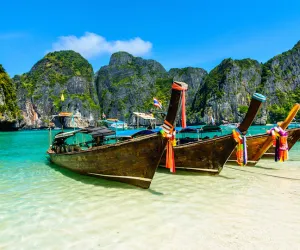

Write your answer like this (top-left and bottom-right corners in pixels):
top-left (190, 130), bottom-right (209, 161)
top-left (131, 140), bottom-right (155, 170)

top-left (0, 128), bottom-right (300, 249)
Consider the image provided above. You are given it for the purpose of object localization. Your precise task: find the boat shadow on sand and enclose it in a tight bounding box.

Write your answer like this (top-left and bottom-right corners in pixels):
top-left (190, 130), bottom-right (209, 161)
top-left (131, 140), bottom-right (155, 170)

top-left (249, 164), bottom-right (279, 170)
top-left (45, 160), bottom-right (165, 195)
top-left (156, 167), bottom-right (236, 180)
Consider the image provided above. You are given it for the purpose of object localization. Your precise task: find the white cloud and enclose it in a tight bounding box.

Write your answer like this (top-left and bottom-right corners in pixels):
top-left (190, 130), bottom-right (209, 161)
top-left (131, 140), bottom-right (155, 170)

top-left (50, 32), bottom-right (152, 58)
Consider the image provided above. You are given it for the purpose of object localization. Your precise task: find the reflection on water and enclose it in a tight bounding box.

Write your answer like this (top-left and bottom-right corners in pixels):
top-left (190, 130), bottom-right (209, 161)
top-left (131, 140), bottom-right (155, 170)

top-left (0, 130), bottom-right (300, 249)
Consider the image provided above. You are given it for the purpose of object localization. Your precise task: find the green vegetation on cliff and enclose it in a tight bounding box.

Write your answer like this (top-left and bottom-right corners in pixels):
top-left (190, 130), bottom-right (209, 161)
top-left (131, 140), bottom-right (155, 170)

top-left (192, 59), bottom-right (233, 116)
top-left (192, 58), bottom-right (261, 123)
top-left (20, 50), bottom-right (93, 96)
top-left (257, 41), bottom-right (300, 122)
top-left (18, 50), bottom-right (98, 113)
top-left (268, 88), bottom-right (300, 122)
top-left (259, 41), bottom-right (300, 93)
top-left (143, 77), bottom-right (173, 112)
top-left (0, 65), bottom-right (20, 119)
top-left (95, 52), bottom-right (168, 120)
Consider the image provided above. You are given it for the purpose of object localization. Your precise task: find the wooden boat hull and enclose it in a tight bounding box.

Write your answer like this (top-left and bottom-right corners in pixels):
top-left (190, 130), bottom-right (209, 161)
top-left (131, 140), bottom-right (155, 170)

top-left (48, 134), bottom-right (165, 189)
top-left (160, 135), bottom-right (237, 173)
top-left (159, 93), bottom-right (266, 174)
top-left (47, 81), bottom-right (187, 188)
top-left (227, 128), bottom-right (300, 166)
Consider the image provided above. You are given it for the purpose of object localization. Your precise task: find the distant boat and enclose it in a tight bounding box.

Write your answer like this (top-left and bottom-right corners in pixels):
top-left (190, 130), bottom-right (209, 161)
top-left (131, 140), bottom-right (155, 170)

top-left (200, 125), bottom-right (222, 132)
top-left (222, 123), bottom-right (238, 129)
top-left (103, 119), bottom-right (128, 129)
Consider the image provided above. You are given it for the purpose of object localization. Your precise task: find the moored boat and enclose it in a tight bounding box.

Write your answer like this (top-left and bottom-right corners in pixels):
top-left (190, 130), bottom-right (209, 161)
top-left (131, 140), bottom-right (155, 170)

top-left (47, 81), bottom-right (187, 188)
top-left (160, 93), bottom-right (266, 173)
top-left (227, 103), bottom-right (300, 166)
top-left (103, 119), bottom-right (128, 129)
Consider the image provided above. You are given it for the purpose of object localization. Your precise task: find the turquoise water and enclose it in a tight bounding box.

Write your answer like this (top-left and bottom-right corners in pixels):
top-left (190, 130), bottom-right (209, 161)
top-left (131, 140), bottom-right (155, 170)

top-left (1, 127), bottom-right (300, 249)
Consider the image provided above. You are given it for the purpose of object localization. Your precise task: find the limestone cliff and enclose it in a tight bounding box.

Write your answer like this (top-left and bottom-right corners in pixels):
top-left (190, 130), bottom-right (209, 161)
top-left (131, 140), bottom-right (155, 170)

top-left (0, 65), bottom-right (21, 130)
top-left (95, 52), bottom-right (208, 124)
top-left (95, 52), bottom-right (168, 121)
top-left (192, 58), bottom-right (264, 124)
top-left (15, 51), bottom-right (99, 128)
top-left (258, 41), bottom-right (300, 122)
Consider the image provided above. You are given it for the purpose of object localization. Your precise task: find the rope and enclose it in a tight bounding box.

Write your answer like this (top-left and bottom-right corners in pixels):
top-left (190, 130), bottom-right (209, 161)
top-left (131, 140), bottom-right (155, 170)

top-left (160, 120), bottom-right (176, 173)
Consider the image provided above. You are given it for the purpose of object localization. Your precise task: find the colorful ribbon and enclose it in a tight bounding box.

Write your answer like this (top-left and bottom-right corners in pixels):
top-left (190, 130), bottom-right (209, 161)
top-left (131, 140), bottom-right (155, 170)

top-left (160, 120), bottom-right (176, 173)
top-left (267, 127), bottom-right (288, 162)
top-left (232, 129), bottom-right (248, 166)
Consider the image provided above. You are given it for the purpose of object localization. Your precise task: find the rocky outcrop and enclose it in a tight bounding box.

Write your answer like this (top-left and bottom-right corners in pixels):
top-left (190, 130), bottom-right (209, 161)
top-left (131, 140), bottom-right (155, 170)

top-left (192, 58), bottom-right (265, 124)
top-left (2, 40), bottom-right (299, 129)
top-left (258, 41), bottom-right (300, 122)
top-left (14, 51), bottom-right (99, 128)
top-left (0, 65), bottom-right (21, 130)
top-left (95, 52), bottom-right (208, 124)
top-left (95, 52), bottom-right (168, 122)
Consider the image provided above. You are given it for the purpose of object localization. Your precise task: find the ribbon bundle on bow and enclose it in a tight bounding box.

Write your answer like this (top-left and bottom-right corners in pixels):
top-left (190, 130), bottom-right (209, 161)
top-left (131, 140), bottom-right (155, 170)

top-left (160, 120), bottom-right (176, 173)
top-left (267, 127), bottom-right (288, 162)
top-left (171, 83), bottom-right (188, 128)
top-left (232, 129), bottom-right (248, 166)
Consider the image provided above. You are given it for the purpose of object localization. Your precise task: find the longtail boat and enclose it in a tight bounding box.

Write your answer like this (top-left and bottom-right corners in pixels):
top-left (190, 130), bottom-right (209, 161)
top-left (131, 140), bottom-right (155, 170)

top-left (159, 93), bottom-right (266, 173)
top-left (227, 103), bottom-right (300, 166)
top-left (47, 81), bottom-right (187, 189)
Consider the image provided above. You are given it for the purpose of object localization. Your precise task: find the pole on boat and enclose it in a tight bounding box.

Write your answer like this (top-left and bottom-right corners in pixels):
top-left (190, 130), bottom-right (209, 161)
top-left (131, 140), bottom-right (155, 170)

top-left (49, 125), bottom-right (52, 147)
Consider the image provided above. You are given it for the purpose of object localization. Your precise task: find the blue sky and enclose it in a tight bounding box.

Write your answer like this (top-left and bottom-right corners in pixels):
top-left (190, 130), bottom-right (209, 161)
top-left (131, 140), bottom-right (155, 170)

top-left (1, 0), bottom-right (300, 77)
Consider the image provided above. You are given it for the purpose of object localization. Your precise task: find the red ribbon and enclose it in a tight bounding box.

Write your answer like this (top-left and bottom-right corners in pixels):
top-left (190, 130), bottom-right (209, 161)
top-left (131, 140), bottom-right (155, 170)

top-left (161, 120), bottom-right (176, 173)
top-left (166, 133), bottom-right (175, 173)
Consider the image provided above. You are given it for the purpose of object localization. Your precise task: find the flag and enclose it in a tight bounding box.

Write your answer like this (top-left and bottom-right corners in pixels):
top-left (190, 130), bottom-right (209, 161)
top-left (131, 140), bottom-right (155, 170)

top-left (61, 93), bottom-right (65, 101)
top-left (153, 98), bottom-right (162, 109)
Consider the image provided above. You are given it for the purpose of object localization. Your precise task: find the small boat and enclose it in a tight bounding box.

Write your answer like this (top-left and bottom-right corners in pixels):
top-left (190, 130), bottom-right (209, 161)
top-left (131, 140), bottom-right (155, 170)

top-left (104, 119), bottom-right (128, 129)
top-left (159, 93), bottom-right (266, 173)
top-left (222, 123), bottom-right (238, 129)
top-left (200, 125), bottom-right (222, 132)
top-left (227, 103), bottom-right (300, 166)
top-left (47, 81), bottom-right (187, 188)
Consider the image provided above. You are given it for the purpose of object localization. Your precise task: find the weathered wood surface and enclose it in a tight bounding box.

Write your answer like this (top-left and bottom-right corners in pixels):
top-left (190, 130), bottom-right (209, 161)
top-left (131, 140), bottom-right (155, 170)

top-left (228, 104), bottom-right (300, 166)
top-left (48, 134), bottom-right (164, 188)
top-left (160, 94), bottom-right (265, 174)
top-left (252, 103), bottom-right (300, 161)
top-left (227, 128), bottom-right (300, 166)
top-left (160, 136), bottom-right (237, 173)
top-left (48, 81), bottom-right (187, 188)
